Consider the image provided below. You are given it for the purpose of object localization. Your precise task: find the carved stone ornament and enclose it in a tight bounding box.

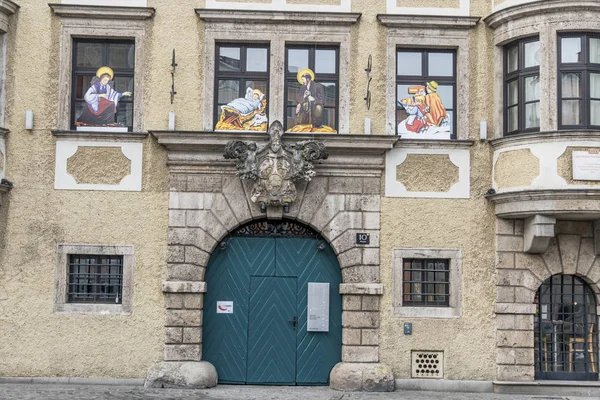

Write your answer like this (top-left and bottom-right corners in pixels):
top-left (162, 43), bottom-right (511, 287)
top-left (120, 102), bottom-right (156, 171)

top-left (224, 121), bottom-right (328, 207)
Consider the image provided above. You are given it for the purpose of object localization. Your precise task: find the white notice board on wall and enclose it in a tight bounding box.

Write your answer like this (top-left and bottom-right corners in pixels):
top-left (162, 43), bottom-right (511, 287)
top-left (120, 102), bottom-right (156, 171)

top-left (573, 150), bottom-right (600, 181)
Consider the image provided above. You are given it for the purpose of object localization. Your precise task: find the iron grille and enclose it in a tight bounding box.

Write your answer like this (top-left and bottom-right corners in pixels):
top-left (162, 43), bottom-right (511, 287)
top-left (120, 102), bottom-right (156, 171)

top-left (233, 219), bottom-right (317, 238)
top-left (403, 259), bottom-right (450, 307)
top-left (534, 274), bottom-right (599, 380)
top-left (68, 254), bottom-right (123, 304)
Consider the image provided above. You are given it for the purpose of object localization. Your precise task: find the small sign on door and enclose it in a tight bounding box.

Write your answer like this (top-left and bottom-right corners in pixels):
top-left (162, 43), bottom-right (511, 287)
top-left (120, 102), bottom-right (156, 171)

top-left (217, 301), bottom-right (233, 314)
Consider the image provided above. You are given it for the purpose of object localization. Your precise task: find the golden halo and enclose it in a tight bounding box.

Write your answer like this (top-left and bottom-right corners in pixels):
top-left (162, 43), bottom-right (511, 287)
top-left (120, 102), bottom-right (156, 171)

top-left (297, 68), bottom-right (315, 85)
top-left (96, 66), bottom-right (114, 80)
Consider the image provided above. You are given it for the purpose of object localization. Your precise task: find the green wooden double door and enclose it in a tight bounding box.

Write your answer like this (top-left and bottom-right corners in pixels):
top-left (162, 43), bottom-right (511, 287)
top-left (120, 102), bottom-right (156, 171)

top-left (203, 237), bottom-right (342, 385)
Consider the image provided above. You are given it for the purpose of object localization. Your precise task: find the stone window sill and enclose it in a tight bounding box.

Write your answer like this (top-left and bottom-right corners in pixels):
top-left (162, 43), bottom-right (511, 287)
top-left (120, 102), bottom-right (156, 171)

top-left (196, 9), bottom-right (361, 25)
top-left (394, 139), bottom-right (474, 150)
top-left (55, 303), bottom-right (130, 316)
top-left (52, 130), bottom-right (148, 143)
top-left (393, 306), bottom-right (460, 319)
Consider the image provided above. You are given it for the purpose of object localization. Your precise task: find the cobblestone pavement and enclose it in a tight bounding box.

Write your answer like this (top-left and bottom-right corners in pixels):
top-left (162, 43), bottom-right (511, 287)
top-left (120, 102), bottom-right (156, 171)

top-left (0, 384), bottom-right (599, 400)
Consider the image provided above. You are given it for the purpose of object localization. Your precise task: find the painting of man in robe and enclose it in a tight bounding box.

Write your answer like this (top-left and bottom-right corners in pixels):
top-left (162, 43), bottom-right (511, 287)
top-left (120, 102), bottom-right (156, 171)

top-left (215, 87), bottom-right (268, 131)
top-left (76, 66), bottom-right (132, 129)
top-left (397, 80), bottom-right (451, 139)
top-left (287, 68), bottom-right (336, 133)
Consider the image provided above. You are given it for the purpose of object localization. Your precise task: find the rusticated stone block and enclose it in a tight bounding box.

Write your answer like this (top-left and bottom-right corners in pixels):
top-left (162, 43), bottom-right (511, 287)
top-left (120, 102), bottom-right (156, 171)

top-left (343, 295), bottom-right (362, 311)
top-left (344, 311), bottom-right (379, 329)
top-left (330, 177), bottom-right (363, 194)
top-left (496, 347), bottom-right (516, 365)
top-left (514, 287), bottom-right (535, 304)
top-left (165, 293), bottom-right (184, 309)
top-left (297, 177), bottom-right (328, 224)
top-left (342, 265), bottom-right (379, 283)
top-left (338, 248), bottom-right (362, 269)
top-left (515, 253), bottom-right (548, 282)
top-left (514, 314), bottom-right (533, 331)
top-left (164, 345), bottom-right (201, 362)
top-left (166, 310), bottom-right (202, 327)
top-left (497, 235), bottom-right (524, 252)
top-left (342, 328), bottom-right (361, 345)
top-left (497, 330), bottom-right (534, 348)
top-left (362, 177), bottom-right (381, 194)
top-left (169, 174), bottom-right (187, 192)
top-left (183, 294), bottom-right (203, 310)
top-left (361, 296), bottom-right (379, 311)
top-left (169, 228), bottom-right (216, 253)
top-left (165, 327), bottom-right (183, 344)
top-left (183, 327), bottom-right (202, 344)
top-left (167, 264), bottom-right (203, 281)
top-left (311, 195), bottom-right (345, 232)
top-left (185, 246), bottom-right (210, 267)
top-left (187, 174), bottom-right (222, 192)
top-left (496, 219), bottom-right (514, 235)
top-left (321, 210), bottom-right (361, 241)
top-left (204, 193), bottom-right (238, 232)
top-left (361, 329), bottom-right (379, 345)
top-left (342, 345), bottom-right (378, 362)
top-left (497, 365), bottom-right (534, 381)
top-left (168, 246), bottom-right (185, 263)
top-left (363, 213), bottom-right (380, 230)
top-left (496, 252), bottom-right (514, 269)
top-left (169, 210), bottom-right (186, 227)
top-left (186, 210), bottom-right (226, 241)
top-left (496, 287), bottom-right (515, 303)
top-left (362, 248), bottom-right (380, 266)
top-left (496, 314), bottom-right (515, 330)
top-left (345, 195), bottom-right (380, 212)
top-left (169, 192), bottom-right (204, 210)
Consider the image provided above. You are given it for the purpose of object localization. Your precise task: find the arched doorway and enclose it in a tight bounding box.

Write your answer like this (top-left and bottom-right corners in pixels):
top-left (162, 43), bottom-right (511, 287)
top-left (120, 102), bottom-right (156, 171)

top-left (534, 275), bottom-right (599, 380)
top-left (202, 219), bottom-right (342, 385)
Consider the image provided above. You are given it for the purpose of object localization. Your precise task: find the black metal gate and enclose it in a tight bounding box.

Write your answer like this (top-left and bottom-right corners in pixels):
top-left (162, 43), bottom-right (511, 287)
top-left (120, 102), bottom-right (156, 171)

top-left (534, 275), bottom-right (599, 380)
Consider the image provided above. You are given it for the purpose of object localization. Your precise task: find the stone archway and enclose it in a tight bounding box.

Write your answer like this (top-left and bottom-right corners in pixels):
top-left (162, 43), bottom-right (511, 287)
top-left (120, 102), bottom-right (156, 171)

top-left (495, 219), bottom-right (600, 382)
top-left (146, 129), bottom-right (397, 390)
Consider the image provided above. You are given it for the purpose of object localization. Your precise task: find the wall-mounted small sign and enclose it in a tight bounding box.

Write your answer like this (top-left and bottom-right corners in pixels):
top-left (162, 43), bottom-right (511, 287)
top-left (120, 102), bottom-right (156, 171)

top-left (573, 149), bottom-right (600, 181)
top-left (404, 322), bottom-right (413, 335)
top-left (216, 301), bottom-right (233, 314)
top-left (356, 233), bottom-right (370, 245)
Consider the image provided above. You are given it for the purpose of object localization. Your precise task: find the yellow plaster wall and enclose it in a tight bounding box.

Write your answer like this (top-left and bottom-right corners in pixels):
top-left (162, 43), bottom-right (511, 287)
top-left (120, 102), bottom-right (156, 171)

top-left (66, 147), bottom-right (132, 185)
top-left (0, 0), bottom-right (171, 378)
top-left (397, 0), bottom-right (460, 8)
top-left (557, 147), bottom-right (600, 187)
top-left (494, 149), bottom-right (540, 190)
top-left (379, 0), bottom-right (497, 379)
top-left (0, 149), bottom-right (4, 175)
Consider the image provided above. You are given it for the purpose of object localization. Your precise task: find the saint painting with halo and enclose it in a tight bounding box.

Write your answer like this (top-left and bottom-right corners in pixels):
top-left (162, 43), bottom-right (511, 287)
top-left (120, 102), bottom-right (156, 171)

top-left (77, 66), bottom-right (132, 127)
top-left (288, 68), bottom-right (336, 133)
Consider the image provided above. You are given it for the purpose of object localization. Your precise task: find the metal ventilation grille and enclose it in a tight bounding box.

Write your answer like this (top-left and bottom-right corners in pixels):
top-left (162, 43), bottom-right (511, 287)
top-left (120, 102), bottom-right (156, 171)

top-left (412, 351), bottom-right (443, 379)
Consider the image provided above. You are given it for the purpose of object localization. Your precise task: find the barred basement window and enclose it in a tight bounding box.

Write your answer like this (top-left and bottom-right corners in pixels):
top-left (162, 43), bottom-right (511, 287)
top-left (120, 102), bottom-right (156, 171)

top-left (403, 259), bottom-right (450, 307)
top-left (68, 254), bottom-right (123, 304)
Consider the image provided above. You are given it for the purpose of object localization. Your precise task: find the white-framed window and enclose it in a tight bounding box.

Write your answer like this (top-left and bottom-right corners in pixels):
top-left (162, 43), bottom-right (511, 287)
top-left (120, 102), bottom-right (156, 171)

top-left (393, 248), bottom-right (462, 318)
top-left (55, 244), bottom-right (134, 315)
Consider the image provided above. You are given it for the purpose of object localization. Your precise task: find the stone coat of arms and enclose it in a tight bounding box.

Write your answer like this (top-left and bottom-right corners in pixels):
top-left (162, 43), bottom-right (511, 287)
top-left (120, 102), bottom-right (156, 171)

top-left (224, 121), bottom-right (328, 208)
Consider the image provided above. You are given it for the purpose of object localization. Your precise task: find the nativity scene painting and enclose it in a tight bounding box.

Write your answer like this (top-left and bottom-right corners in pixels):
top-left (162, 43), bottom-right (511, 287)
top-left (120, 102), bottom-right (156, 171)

top-left (396, 80), bottom-right (452, 140)
top-left (215, 86), bottom-right (268, 131)
top-left (76, 66), bottom-right (132, 131)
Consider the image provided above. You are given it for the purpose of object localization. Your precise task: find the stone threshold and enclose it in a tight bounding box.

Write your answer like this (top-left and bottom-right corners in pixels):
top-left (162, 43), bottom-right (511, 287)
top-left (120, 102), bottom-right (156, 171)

top-left (395, 379), bottom-right (493, 393)
top-left (494, 380), bottom-right (600, 397)
top-left (0, 377), bottom-right (145, 386)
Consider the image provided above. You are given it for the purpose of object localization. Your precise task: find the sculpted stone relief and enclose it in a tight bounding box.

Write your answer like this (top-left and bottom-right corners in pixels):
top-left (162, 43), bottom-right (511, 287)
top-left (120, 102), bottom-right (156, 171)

top-left (224, 121), bottom-right (328, 209)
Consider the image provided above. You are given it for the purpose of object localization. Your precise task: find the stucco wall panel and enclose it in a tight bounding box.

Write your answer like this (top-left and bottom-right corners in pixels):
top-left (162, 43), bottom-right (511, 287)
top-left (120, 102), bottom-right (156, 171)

top-left (494, 149), bottom-right (539, 190)
top-left (66, 146), bottom-right (131, 185)
top-left (395, 154), bottom-right (459, 193)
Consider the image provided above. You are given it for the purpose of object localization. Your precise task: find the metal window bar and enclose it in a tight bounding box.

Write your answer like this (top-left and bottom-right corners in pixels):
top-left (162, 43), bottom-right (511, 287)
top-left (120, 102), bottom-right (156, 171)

top-left (534, 274), bottom-right (599, 380)
top-left (403, 259), bottom-right (450, 307)
top-left (68, 255), bottom-right (123, 304)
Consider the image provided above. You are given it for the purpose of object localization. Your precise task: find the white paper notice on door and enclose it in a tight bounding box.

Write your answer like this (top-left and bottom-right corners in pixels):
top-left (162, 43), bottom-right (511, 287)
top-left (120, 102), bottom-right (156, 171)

top-left (217, 301), bottom-right (233, 314)
top-left (307, 282), bottom-right (329, 332)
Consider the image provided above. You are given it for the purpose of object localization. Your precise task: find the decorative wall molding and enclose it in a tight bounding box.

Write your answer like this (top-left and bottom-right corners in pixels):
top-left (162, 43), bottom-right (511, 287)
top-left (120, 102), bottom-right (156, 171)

top-left (0, 0), bottom-right (18, 33)
top-left (49, 3), bottom-right (155, 20)
top-left (203, 0), bottom-right (352, 13)
top-left (55, 140), bottom-right (143, 191)
top-left (196, 9), bottom-right (360, 25)
top-left (385, 147), bottom-right (470, 199)
top-left (377, 14), bottom-right (479, 29)
top-left (386, 0), bottom-right (470, 17)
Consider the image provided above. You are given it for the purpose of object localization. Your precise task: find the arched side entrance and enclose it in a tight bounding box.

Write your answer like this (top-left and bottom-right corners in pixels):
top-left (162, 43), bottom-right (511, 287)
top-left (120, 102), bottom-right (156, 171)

top-left (202, 219), bottom-right (342, 385)
top-left (534, 275), bottom-right (598, 380)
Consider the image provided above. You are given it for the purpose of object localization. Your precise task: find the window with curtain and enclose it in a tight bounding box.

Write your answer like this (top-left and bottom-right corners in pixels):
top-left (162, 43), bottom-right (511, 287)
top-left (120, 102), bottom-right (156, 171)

top-left (559, 33), bottom-right (600, 129)
top-left (504, 37), bottom-right (540, 135)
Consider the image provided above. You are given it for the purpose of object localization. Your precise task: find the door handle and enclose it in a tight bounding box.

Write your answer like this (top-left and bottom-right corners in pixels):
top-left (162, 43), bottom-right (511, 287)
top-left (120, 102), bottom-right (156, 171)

top-left (289, 316), bottom-right (297, 330)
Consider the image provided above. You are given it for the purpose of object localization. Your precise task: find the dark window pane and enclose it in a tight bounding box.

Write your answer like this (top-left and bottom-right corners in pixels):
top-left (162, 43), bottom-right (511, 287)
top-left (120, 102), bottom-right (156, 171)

top-left (507, 80), bottom-right (519, 106)
top-left (562, 100), bottom-right (581, 125)
top-left (315, 49), bottom-right (336, 74)
top-left (437, 85), bottom-right (453, 109)
top-left (219, 47), bottom-right (241, 71)
top-left (397, 52), bottom-right (422, 76)
top-left (287, 81), bottom-right (302, 106)
top-left (591, 38), bottom-right (600, 64)
top-left (116, 102), bottom-right (133, 128)
top-left (75, 75), bottom-right (96, 100)
top-left (288, 49), bottom-right (309, 73)
top-left (217, 80), bottom-right (240, 104)
top-left (562, 73), bottom-right (581, 98)
top-left (321, 107), bottom-right (336, 129)
top-left (113, 76), bottom-right (134, 94)
top-left (428, 53), bottom-right (453, 76)
top-left (525, 102), bottom-right (540, 129)
top-left (76, 42), bottom-right (103, 68)
top-left (561, 37), bottom-right (582, 63)
top-left (108, 43), bottom-right (135, 69)
top-left (507, 45), bottom-right (518, 73)
top-left (524, 40), bottom-right (540, 68)
top-left (525, 76), bottom-right (540, 102)
top-left (321, 82), bottom-right (337, 107)
top-left (508, 106), bottom-right (519, 132)
top-left (246, 48), bottom-right (268, 72)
